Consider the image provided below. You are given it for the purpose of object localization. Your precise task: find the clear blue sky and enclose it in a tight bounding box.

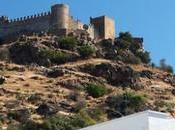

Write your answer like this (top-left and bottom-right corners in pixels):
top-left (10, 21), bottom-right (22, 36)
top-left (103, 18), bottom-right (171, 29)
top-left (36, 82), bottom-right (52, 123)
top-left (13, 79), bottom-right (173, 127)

top-left (0, 0), bottom-right (174, 67)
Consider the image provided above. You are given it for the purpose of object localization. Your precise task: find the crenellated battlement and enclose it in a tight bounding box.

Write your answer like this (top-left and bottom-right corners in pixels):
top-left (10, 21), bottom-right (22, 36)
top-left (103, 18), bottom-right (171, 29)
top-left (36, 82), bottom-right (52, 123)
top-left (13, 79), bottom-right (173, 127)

top-left (0, 3), bottom-right (116, 41)
top-left (6, 11), bottom-right (51, 24)
top-left (0, 3), bottom-right (77, 40)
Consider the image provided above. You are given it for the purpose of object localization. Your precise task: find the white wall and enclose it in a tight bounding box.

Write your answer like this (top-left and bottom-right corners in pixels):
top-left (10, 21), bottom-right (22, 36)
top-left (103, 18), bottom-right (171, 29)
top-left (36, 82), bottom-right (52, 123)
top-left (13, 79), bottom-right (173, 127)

top-left (149, 117), bottom-right (175, 130)
top-left (80, 111), bottom-right (175, 130)
top-left (81, 113), bottom-right (149, 130)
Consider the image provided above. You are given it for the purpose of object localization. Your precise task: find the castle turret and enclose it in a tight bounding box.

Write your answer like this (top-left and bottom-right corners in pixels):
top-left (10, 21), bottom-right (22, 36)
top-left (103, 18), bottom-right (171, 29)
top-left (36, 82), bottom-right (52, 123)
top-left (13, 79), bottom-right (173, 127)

top-left (90, 16), bottom-right (115, 40)
top-left (50, 4), bottom-right (69, 29)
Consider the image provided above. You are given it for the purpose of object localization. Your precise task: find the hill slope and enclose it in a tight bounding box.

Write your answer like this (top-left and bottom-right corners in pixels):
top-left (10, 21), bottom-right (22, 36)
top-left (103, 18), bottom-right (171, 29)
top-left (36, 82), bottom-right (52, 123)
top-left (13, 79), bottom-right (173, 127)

top-left (0, 33), bottom-right (175, 130)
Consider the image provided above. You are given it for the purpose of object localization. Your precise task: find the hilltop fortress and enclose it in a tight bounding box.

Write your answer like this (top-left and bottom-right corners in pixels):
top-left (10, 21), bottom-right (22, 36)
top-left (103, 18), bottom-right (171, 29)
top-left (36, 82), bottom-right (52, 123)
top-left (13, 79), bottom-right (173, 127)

top-left (0, 4), bottom-right (116, 41)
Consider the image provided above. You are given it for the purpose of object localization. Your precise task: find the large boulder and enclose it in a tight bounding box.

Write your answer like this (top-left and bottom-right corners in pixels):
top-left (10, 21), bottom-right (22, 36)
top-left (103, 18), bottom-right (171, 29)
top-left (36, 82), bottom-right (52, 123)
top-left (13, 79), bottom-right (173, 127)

top-left (9, 41), bottom-right (48, 65)
top-left (80, 63), bottom-right (139, 87)
top-left (9, 41), bottom-right (79, 66)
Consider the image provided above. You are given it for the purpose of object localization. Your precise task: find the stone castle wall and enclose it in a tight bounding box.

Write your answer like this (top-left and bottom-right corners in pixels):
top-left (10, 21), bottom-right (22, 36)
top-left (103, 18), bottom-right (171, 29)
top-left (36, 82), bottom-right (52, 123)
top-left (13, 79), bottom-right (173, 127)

top-left (0, 4), bottom-right (116, 41)
top-left (104, 16), bottom-right (115, 39)
top-left (0, 12), bottom-right (51, 38)
top-left (90, 16), bottom-right (115, 40)
top-left (0, 4), bottom-right (83, 39)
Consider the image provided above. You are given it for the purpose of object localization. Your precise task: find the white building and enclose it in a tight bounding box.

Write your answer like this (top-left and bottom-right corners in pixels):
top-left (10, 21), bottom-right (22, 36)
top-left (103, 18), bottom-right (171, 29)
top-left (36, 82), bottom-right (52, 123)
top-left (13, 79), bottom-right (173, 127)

top-left (80, 110), bottom-right (175, 130)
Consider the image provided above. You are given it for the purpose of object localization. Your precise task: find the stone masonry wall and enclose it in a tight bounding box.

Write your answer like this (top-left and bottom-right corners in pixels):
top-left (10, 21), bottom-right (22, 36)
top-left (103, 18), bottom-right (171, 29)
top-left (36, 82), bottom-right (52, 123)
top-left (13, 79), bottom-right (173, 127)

top-left (0, 12), bottom-right (51, 39)
top-left (104, 16), bottom-right (115, 39)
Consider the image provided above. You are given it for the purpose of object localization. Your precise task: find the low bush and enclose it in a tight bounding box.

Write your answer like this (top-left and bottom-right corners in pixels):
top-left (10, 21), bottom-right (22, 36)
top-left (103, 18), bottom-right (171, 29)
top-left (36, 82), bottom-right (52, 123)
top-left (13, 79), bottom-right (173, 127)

top-left (59, 37), bottom-right (78, 50)
top-left (106, 92), bottom-right (147, 115)
top-left (86, 83), bottom-right (107, 98)
top-left (100, 39), bottom-right (113, 48)
top-left (78, 110), bottom-right (96, 126)
top-left (88, 107), bottom-right (104, 121)
top-left (120, 51), bottom-right (141, 64)
top-left (78, 45), bottom-right (95, 58)
top-left (116, 39), bottom-right (130, 50)
top-left (27, 94), bottom-right (42, 104)
top-left (39, 48), bottom-right (72, 64)
top-left (0, 48), bottom-right (9, 61)
top-left (7, 125), bottom-right (22, 130)
top-left (41, 114), bottom-right (92, 130)
top-left (154, 100), bottom-right (175, 112)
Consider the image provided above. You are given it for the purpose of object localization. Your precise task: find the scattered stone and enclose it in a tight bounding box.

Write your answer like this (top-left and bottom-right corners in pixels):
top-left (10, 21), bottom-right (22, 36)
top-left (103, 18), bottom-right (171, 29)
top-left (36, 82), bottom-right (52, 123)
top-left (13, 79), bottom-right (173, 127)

top-left (7, 66), bottom-right (25, 72)
top-left (131, 82), bottom-right (145, 91)
top-left (140, 70), bottom-right (153, 79)
top-left (81, 63), bottom-right (139, 87)
top-left (8, 109), bottom-right (30, 123)
top-left (0, 88), bottom-right (6, 96)
top-left (59, 101), bottom-right (73, 111)
top-left (36, 103), bottom-right (58, 116)
top-left (106, 109), bottom-right (123, 119)
top-left (172, 89), bottom-right (175, 96)
top-left (46, 68), bottom-right (65, 78)
top-left (5, 100), bottom-right (20, 109)
top-left (163, 74), bottom-right (175, 87)
top-left (0, 76), bottom-right (5, 85)
top-left (59, 79), bottom-right (84, 90)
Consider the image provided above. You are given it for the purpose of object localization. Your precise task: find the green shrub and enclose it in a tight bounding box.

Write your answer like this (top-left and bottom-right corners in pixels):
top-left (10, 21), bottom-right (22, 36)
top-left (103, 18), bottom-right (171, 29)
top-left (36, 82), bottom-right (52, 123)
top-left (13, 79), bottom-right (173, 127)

top-left (0, 48), bottom-right (9, 61)
top-left (106, 92), bottom-right (147, 115)
top-left (154, 100), bottom-right (175, 112)
top-left (8, 111), bottom-right (18, 120)
top-left (39, 48), bottom-right (72, 64)
top-left (59, 37), bottom-right (78, 50)
top-left (86, 84), bottom-right (107, 98)
top-left (12, 113), bottom-right (94, 130)
top-left (79, 45), bottom-right (95, 58)
top-left (41, 114), bottom-right (90, 130)
top-left (100, 39), bottom-right (113, 48)
top-left (78, 110), bottom-right (96, 126)
top-left (27, 94), bottom-right (42, 104)
top-left (118, 32), bottom-right (133, 43)
top-left (116, 39), bottom-right (130, 50)
top-left (88, 107), bottom-right (104, 121)
top-left (22, 120), bottom-right (39, 130)
top-left (121, 52), bottom-right (141, 64)
top-left (136, 51), bottom-right (151, 64)
top-left (7, 125), bottom-right (22, 130)
top-left (129, 42), bottom-right (142, 54)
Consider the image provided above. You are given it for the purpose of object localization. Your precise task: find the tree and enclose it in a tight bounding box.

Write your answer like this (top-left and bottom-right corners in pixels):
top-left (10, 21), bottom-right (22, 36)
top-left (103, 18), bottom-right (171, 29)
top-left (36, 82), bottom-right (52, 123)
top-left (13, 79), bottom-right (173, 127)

top-left (136, 51), bottom-right (151, 64)
top-left (159, 59), bottom-right (174, 74)
top-left (118, 32), bottom-right (133, 43)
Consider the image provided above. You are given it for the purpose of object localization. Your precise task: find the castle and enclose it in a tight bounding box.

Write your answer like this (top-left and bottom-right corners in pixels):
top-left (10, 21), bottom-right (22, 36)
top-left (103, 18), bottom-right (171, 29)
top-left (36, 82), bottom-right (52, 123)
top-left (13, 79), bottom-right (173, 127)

top-left (0, 4), bottom-right (115, 40)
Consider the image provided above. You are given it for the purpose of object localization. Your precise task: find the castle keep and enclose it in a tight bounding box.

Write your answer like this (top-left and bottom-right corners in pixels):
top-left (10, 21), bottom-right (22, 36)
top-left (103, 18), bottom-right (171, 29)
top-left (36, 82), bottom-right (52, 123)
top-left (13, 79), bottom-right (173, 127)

top-left (0, 4), bottom-right (115, 40)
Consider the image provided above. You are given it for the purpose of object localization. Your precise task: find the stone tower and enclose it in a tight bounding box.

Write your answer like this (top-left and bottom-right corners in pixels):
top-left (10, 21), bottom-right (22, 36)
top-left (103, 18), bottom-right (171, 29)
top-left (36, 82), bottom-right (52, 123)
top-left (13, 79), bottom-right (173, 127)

top-left (90, 16), bottom-right (115, 40)
top-left (50, 4), bottom-right (69, 29)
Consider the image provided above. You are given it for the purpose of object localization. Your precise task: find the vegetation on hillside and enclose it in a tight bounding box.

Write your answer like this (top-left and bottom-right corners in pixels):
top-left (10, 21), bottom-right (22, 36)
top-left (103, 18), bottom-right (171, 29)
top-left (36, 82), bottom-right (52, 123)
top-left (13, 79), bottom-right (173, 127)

top-left (0, 31), bottom-right (174, 130)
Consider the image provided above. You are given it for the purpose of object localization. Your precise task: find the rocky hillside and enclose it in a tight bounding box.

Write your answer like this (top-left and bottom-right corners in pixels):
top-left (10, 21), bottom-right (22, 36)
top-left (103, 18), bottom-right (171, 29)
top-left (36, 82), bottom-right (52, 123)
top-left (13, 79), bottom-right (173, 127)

top-left (0, 32), bottom-right (175, 130)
